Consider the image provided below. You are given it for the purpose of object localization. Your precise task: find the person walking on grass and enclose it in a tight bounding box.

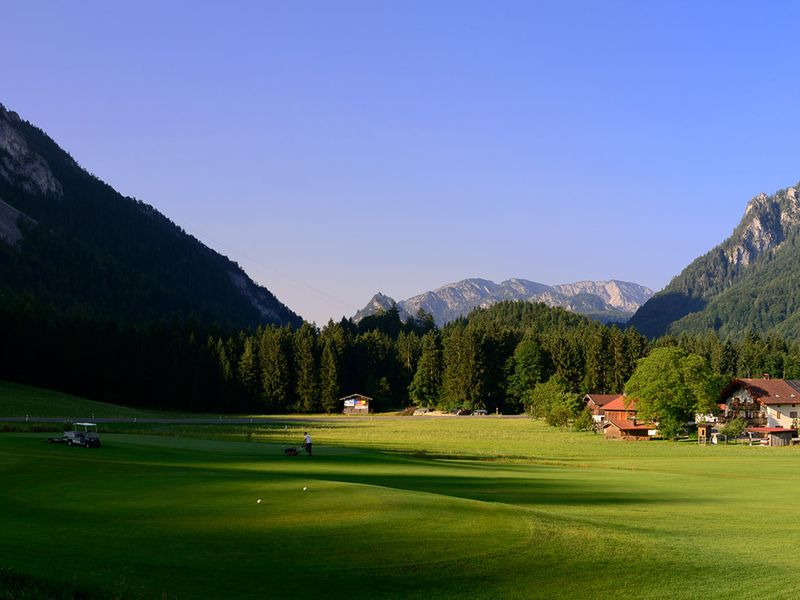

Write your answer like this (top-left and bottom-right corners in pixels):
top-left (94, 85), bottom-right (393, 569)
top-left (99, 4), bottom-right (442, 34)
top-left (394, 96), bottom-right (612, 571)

top-left (304, 431), bottom-right (312, 456)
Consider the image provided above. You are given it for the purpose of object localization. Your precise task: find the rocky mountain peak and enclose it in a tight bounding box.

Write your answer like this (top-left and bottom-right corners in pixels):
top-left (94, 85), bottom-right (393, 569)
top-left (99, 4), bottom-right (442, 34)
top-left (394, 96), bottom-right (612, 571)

top-left (355, 278), bottom-right (654, 326)
top-left (353, 293), bottom-right (411, 323)
top-left (0, 107), bottom-right (63, 197)
top-left (0, 103), bottom-right (21, 123)
top-left (552, 280), bottom-right (653, 314)
top-left (727, 185), bottom-right (800, 270)
top-left (629, 179), bottom-right (800, 338)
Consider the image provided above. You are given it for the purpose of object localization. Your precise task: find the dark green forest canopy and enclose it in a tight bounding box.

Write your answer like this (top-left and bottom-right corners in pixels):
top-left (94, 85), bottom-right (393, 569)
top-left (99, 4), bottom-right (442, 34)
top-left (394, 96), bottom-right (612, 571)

top-left (0, 299), bottom-right (640, 413)
top-left (5, 283), bottom-right (800, 416)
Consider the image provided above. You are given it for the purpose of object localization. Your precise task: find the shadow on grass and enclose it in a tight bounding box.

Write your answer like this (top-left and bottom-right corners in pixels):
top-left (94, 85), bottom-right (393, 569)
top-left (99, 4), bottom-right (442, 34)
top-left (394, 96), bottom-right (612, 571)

top-left (0, 567), bottom-right (128, 600)
top-left (83, 436), bottom-right (695, 510)
top-left (299, 457), bottom-right (690, 509)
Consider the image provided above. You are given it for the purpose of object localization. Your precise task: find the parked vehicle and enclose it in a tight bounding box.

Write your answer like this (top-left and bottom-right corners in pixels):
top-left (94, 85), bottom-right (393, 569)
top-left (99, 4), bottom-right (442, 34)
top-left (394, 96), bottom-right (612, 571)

top-left (47, 422), bottom-right (101, 447)
top-left (455, 408), bottom-right (472, 416)
top-left (472, 409), bottom-right (488, 416)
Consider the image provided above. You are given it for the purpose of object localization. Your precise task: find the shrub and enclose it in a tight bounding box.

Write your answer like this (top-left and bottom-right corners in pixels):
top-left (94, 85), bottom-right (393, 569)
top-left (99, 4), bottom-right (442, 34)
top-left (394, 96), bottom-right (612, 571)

top-left (718, 418), bottom-right (747, 443)
top-left (546, 404), bottom-right (572, 428)
top-left (572, 408), bottom-right (595, 432)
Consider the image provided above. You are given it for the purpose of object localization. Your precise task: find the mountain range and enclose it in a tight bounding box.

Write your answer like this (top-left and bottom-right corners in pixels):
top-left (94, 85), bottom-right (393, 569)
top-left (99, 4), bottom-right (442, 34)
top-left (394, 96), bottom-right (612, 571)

top-left (10, 99), bottom-right (800, 342)
top-left (629, 181), bottom-right (800, 338)
top-left (0, 102), bottom-right (300, 329)
top-left (354, 278), bottom-right (654, 326)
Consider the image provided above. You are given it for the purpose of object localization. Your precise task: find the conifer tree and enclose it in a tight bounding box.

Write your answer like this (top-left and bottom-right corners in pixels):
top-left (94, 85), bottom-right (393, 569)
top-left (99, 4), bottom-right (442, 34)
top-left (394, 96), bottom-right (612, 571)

top-left (549, 330), bottom-right (583, 391)
top-left (293, 322), bottom-right (319, 412)
top-left (441, 325), bottom-right (484, 410)
top-left (622, 327), bottom-right (648, 382)
top-left (355, 329), bottom-right (397, 408)
top-left (396, 331), bottom-right (421, 378)
top-left (607, 326), bottom-right (627, 393)
top-left (237, 336), bottom-right (261, 402)
top-left (582, 325), bottom-right (609, 393)
top-left (259, 326), bottom-right (292, 412)
top-left (409, 330), bottom-right (442, 407)
top-left (320, 321), bottom-right (345, 413)
top-left (215, 337), bottom-right (234, 383)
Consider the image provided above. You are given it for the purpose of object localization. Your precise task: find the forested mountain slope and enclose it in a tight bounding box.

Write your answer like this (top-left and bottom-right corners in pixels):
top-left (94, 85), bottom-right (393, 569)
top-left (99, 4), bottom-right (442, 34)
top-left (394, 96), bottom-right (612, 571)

top-left (0, 102), bottom-right (300, 329)
top-left (628, 183), bottom-right (800, 338)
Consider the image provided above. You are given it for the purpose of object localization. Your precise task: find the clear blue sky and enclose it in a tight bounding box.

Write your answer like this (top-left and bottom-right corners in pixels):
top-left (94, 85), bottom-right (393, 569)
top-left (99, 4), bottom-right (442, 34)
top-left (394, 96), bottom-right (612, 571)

top-left (5, 1), bottom-right (800, 324)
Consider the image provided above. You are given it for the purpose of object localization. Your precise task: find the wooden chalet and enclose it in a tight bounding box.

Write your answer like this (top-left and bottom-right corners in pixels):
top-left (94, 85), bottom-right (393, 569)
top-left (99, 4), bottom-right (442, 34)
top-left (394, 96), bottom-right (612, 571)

top-left (583, 394), bottom-right (622, 426)
top-left (341, 393), bottom-right (372, 415)
top-left (720, 377), bottom-right (800, 428)
top-left (601, 396), bottom-right (657, 440)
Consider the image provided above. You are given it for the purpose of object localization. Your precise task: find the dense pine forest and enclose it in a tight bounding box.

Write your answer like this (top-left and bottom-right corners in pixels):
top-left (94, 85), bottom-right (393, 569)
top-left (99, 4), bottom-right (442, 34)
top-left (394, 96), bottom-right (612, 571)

top-left (0, 104), bottom-right (301, 331)
top-left (5, 298), bottom-right (800, 415)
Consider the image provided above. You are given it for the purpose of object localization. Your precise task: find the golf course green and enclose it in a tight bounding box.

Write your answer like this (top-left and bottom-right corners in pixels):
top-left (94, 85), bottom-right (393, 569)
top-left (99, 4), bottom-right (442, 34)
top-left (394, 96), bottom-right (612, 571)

top-left (2, 414), bottom-right (800, 599)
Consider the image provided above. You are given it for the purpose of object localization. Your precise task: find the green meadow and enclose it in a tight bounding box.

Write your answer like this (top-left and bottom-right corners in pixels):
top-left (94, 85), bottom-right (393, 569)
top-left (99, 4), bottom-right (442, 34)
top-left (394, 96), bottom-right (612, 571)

top-left (0, 381), bottom-right (164, 420)
top-left (3, 409), bottom-right (800, 598)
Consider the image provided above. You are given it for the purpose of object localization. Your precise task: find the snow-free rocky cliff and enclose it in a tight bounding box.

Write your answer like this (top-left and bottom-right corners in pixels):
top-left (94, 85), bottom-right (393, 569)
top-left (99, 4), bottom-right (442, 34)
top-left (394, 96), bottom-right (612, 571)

top-left (0, 104), bottom-right (63, 198)
top-left (356, 278), bottom-right (654, 326)
top-left (628, 181), bottom-right (800, 338)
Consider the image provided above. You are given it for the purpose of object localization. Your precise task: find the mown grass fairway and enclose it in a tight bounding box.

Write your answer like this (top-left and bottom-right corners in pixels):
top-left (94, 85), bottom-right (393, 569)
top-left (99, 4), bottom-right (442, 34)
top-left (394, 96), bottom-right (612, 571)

top-left (3, 418), bottom-right (800, 598)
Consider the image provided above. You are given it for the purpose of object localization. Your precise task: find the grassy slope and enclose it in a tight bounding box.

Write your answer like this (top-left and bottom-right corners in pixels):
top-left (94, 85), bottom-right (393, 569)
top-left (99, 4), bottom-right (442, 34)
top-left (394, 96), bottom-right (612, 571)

top-left (0, 381), bottom-right (218, 419)
top-left (0, 381), bottom-right (156, 418)
top-left (2, 419), bottom-right (799, 599)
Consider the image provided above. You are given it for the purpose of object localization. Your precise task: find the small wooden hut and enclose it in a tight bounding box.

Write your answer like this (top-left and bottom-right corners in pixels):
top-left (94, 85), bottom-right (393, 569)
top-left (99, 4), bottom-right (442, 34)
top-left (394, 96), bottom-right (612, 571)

top-left (746, 427), bottom-right (796, 447)
top-left (697, 423), bottom-right (714, 445)
top-left (341, 394), bottom-right (372, 415)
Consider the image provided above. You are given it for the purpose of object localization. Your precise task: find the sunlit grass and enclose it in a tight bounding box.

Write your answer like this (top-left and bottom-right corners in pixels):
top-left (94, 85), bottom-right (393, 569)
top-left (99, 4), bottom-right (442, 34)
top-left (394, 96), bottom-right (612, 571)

top-left (3, 417), bottom-right (800, 598)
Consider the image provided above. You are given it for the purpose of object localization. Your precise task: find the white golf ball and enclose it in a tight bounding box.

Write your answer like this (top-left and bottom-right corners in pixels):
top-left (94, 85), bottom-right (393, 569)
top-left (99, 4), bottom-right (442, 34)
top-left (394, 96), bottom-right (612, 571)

top-left (303, 487), bottom-right (308, 491)
top-left (257, 498), bottom-right (262, 504)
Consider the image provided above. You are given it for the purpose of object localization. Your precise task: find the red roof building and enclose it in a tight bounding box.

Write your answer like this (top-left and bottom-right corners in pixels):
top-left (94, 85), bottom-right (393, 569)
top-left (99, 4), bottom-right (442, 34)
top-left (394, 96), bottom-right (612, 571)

top-left (583, 394), bottom-right (623, 426)
top-left (720, 378), bottom-right (800, 428)
top-left (595, 396), bottom-right (658, 440)
top-left (602, 416), bottom-right (655, 440)
top-left (602, 396), bottom-right (637, 421)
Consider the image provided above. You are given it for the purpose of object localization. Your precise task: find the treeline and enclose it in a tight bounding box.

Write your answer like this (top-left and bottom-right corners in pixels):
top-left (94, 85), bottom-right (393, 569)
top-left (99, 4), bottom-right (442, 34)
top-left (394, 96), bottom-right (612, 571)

top-left (0, 300), bottom-right (641, 413)
top-left (6, 298), bottom-right (800, 415)
top-left (209, 302), bottom-right (648, 414)
top-left (242, 300), bottom-right (649, 414)
top-left (652, 330), bottom-right (800, 381)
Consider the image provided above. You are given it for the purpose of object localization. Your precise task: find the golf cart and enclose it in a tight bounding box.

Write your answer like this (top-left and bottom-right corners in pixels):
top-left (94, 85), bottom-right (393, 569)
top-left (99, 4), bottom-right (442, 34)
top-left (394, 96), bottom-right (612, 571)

top-left (48, 422), bottom-right (101, 447)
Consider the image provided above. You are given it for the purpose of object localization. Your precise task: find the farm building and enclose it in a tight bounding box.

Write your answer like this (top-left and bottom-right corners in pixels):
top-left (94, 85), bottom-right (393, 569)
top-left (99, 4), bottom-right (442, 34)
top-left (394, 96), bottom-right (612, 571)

top-left (602, 396), bottom-right (637, 422)
top-left (602, 418), bottom-right (655, 440)
top-left (600, 396), bottom-right (658, 440)
top-left (583, 394), bottom-right (622, 425)
top-left (720, 377), bottom-right (800, 428)
top-left (746, 427), bottom-right (796, 447)
top-left (341, 394), bottom-right (372, 415)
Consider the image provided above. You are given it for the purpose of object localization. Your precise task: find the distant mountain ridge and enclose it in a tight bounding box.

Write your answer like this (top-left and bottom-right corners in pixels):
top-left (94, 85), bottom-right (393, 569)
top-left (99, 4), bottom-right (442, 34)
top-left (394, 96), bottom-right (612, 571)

top-left (355, 278), bottom-right (653, 326)
top-left (0, 102), bottom-right (301, 329)
top-left (628, 181), bottom-right (800, 338)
